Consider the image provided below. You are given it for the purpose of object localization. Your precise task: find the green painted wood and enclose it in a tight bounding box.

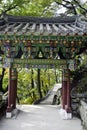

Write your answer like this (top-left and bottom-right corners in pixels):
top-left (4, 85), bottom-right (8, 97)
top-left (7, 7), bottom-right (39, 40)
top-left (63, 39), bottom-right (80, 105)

top-left (0, 35), bottom-right (87, 41)
top-left (0, 34), bottom-right (86, 65)
top-left (13, 59), bottom-right (66, 65)
top-left (0, 57), bottom-right (76, 70)
top-left (12, 59), bottom-right (67, 69)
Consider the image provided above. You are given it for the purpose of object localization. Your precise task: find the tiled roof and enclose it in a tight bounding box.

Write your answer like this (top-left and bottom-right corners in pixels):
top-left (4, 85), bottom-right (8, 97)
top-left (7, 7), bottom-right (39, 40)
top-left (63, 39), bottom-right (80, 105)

top-left (0, 13), bottom-right (87, 36)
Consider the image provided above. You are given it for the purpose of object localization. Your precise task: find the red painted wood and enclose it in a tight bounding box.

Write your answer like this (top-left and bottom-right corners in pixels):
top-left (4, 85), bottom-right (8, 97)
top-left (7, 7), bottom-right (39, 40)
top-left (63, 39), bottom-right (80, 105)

top-left (66, 70), bottom-right (72, 113)
top-left (7, 68), bottom-right (12, 112)
top-left (62, 81), bottom-right (67, 109)
top-left (7, 68), bottom-right (17, 112)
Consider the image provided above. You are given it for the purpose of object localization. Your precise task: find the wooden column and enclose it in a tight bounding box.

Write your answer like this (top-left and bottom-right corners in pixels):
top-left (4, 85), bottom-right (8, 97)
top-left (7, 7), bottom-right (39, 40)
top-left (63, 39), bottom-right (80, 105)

top-left (11, 68), bottom-right (17, 109)
top-left (62, 70), bottom-right (67, 109)
top-left (7, 68), bottom-right (17, 112)
top-left (7, 68), bottom-right (12, 112)
top-left (66, 69), bottom-right (71, 113)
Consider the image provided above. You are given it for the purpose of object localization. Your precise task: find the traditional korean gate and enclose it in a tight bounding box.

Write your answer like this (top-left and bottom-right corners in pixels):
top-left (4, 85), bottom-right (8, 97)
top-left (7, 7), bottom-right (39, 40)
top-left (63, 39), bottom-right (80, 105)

top-left (0, 13), bottom-right (87, 118)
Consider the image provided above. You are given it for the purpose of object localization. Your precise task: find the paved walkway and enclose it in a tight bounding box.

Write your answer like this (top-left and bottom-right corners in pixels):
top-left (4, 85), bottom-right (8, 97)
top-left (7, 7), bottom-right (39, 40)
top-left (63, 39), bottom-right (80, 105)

top-left (0, 105), bottom-right (83, 130)
top-left (39, 83), bottom-right (61, 104)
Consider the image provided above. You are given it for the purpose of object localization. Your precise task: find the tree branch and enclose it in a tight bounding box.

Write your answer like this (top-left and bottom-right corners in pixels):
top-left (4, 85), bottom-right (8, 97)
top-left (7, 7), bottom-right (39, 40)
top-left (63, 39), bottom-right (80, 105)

top-left (55, 0), bottom-right (77, 15)
top-left (73, 0), bottom-right (87, 13)
top-left (42, 4), bottom-right (52, 16)
top-left (3, 4), bottom-right (18, 13)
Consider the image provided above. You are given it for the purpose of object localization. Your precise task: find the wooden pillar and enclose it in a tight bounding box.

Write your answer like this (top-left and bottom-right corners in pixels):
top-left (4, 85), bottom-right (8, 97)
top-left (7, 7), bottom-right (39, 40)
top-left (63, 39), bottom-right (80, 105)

top-left (7, 68), bottom-right (17, 112)
top-left (11, 68), bottom-right (17, 109)
top-left (66, 69), bottom-right (71, 113)
top-left (7, 68), bottom-right (12, 112)
top-left (62, 70), bottom-right (67, 109)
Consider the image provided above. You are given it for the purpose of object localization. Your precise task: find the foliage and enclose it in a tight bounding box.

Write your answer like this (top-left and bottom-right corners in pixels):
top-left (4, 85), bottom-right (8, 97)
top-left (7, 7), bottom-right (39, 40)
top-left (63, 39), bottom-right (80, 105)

top-left (0, 0), bottom-right (87, 17)
top-left (2, 69), bottom-right (8, 90)
top-left (0, 68), bottom-right (8, 92)
top-left (17, 68), bottom-right (61, 104)
top-left (71, 54), bottom-right (87, 93)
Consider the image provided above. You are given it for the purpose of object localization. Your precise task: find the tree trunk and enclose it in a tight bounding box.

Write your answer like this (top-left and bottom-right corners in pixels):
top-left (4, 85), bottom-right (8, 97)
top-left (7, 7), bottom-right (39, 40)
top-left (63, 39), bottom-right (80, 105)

top-left (31, 69), bottom-right (35, 98)
top-left (48, 69), bottom-right (50, 87)
top-left (37, 69), bottom-right (42, 98)
top-left (54, 69), bottom-right (58, 83)
top-left (41, 80), bottom-right (46, 95)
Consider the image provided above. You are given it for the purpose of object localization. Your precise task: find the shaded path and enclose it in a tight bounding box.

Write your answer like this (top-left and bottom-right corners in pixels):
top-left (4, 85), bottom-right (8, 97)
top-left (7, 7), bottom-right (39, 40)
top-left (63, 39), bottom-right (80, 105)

top-left (35, 84), bottom-right (61, 105)
top-left (0, 105), bottom-right (82, 130)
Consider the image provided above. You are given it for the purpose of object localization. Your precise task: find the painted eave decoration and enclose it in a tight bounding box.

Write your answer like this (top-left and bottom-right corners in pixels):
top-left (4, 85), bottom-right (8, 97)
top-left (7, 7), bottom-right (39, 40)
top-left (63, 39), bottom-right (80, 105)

top-left (0, 13), bottom-right (87, 69)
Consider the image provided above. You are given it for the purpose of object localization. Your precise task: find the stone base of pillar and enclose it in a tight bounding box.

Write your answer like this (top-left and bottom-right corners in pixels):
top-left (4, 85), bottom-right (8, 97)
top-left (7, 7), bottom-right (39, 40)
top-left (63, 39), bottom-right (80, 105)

top-left (64, 111), bottom-right (72, 119)
top-left (6, 108), bottom-right (18, 118)
top-left (6, 112), bottom-right (12, 118)
top-left (59, 108), bottom-right (72, 120)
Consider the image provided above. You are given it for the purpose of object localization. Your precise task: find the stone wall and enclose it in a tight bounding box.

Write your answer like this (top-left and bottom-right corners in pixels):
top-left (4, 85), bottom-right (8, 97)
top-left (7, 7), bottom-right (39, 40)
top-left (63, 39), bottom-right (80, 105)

top-left (79, 100), bottom-right (87, 130)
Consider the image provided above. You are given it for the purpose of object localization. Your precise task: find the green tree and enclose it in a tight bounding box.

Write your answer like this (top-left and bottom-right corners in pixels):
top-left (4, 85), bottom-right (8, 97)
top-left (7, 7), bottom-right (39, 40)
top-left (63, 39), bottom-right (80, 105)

top-left (0, 0), bottom-right (87, 17)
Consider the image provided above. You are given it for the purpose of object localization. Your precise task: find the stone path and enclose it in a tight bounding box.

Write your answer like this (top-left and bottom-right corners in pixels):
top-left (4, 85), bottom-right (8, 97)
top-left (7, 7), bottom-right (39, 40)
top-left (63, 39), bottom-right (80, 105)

top-left (39, 83), bottom-right (61, 104)
top-left (0, 105), bottom-right (83, 130)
